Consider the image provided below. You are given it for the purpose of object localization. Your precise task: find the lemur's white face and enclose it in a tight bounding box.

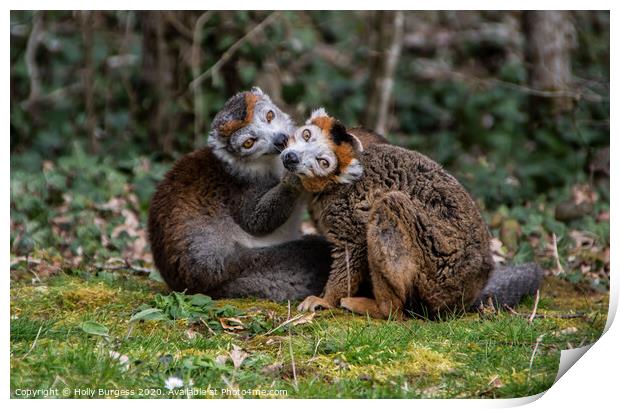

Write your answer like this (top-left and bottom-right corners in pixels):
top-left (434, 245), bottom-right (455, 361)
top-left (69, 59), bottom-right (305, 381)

top-left (280, 108), bottom-right (363, 192)
top-left (281, 123), bottom-right (338, 178)
top-left (208, 87), bottom-right (295, 178)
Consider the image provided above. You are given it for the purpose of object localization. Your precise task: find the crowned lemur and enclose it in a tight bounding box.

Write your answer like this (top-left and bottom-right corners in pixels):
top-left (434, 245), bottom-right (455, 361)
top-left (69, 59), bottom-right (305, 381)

top-left (281, 109), bottom-right (543, 318)
top-left (148, 88), bottom-right (331, 300)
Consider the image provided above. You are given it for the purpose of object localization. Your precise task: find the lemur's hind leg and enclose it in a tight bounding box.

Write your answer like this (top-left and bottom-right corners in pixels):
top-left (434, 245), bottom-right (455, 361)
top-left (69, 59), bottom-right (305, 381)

top-left (340, 297), bottom-right (385, 319)
top-left (363, 191), bottom-right (426, 319)
top-left (211, 235), bottom-right (332, 301)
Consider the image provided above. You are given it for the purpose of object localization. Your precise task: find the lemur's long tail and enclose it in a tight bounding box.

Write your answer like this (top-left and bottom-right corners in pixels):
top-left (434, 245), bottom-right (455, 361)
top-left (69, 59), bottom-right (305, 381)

top-left (470, 263), bottom-right (544, 311)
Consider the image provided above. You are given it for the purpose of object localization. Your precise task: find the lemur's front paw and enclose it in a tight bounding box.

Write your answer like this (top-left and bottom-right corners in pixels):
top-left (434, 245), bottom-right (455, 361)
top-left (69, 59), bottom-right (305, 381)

top-left (281, 172), bottom-right (303, 190)
top-left (298, 296), bottom-right (334, 312)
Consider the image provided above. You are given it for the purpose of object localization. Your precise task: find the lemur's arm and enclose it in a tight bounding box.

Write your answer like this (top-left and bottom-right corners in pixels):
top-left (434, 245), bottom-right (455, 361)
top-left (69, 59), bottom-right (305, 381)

top-left (232, 172), bottom-right (304, 236)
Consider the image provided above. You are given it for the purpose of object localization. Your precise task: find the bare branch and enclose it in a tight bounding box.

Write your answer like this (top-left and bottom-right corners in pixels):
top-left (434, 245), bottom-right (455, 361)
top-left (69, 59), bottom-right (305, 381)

top-left (413, 60), bottom-right (605, 102)
top-left (375, 11), bottom-right (404, 135)
top-left (25, 11), bottom-right (44, 103)
top-left (188, 11), bottom-right (280, 92)
top-left (164, 11), bottom-right (194, 40)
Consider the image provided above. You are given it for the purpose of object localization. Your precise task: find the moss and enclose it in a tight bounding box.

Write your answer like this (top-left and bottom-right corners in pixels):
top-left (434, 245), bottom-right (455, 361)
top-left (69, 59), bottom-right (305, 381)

top-left (311, 344), bottom-right (456, 383)
top-left (542, 276), bottom-right (609, 311)
top-left (61, 284), bottom-right (118, 309)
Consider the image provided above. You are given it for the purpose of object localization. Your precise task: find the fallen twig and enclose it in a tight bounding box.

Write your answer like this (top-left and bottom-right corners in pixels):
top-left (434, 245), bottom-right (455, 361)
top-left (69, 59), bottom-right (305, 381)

top-left (22, 325), bottom-right (43, 359)
top-left (264, 313), bottom-right (304, 336)
top-left (345, 243), bottom-right (351, 298)
top-left (95, 259), bottom-right (153, 276)
top-left (551, 233), bottom-right (565, 275)
top-left (528, 289), bottom-right (540, 325)
top-left (527, 334), bottom-right (545, 384)
top-left (287, 300), bottom-right (298, 391)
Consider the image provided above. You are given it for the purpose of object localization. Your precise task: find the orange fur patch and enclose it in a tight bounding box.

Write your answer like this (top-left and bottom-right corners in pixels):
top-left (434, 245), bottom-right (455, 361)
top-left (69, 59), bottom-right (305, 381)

top-left (219, 93), bottom-right (258, 137)
top-left (311, 115), bottom-right (356, 175)
top-left (310, 116), bottom-right (335, 134)
top-left (331, 140), bottom-right (355, 175)
top-left (302, 177), bottom-right (332, 193)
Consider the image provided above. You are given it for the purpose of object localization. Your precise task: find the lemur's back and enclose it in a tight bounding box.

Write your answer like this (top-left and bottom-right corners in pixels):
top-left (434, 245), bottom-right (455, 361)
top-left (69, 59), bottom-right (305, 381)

top-left (148, 147), bottom-right (234, 291)
top-left (311, 143), bottom-right (493, 313)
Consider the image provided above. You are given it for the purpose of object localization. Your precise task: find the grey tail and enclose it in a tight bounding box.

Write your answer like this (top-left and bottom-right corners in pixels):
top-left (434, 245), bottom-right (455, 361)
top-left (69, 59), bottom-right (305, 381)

top-left (470, 262), bottom-right (544, 311)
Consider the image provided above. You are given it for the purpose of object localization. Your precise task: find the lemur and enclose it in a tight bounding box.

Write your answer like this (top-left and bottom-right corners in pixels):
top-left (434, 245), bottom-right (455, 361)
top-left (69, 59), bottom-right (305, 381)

top-left (281, 108), bottom-right (543, 319)
top-left (147, 88), bottom-right (331, 301)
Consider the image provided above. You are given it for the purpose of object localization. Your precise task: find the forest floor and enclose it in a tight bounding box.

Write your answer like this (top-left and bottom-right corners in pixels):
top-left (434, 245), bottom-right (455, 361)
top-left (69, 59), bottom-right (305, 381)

top-left (10, 268), bottom-right (608, 399)
top-left (10, 152), bottom-right (610, 398)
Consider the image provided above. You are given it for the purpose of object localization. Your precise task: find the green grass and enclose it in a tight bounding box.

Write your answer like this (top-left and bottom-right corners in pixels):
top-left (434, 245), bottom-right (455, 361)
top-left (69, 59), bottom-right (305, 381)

top-left (10, 269), bottom-right (608, 399)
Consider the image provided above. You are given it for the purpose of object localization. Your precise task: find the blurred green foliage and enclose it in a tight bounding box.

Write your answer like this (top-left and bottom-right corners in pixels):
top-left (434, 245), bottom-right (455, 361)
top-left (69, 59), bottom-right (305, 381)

top-left (10, 11), bottom-right (609, 209)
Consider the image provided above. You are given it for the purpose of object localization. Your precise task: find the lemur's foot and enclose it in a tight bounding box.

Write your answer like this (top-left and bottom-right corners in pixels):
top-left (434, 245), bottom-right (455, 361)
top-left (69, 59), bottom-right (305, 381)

top-left (298, 296), bottom-right (334, 312)
top-left (341, 297), bottom-right (406, 320)
top-left (340, 297), bottom-right (384, 319)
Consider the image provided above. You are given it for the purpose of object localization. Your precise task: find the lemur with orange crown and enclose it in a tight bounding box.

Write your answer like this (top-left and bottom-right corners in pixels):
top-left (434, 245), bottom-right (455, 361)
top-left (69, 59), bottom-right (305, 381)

top-left (281, 108), bottom-right (543, 319)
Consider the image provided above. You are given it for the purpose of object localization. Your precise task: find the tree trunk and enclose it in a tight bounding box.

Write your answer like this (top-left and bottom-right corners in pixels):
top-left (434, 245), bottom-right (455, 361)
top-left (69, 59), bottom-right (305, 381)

top-left (141, 11), bottom-right (175, 154)
top-left (363, 11), bottom-right (404, 136)
top-left (523, 11), bottom-right (576, 115)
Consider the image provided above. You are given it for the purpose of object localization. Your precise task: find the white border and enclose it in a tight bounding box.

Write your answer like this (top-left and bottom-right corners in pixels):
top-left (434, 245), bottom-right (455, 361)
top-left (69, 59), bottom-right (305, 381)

top-left (5, 3), bottom-right (617, 408)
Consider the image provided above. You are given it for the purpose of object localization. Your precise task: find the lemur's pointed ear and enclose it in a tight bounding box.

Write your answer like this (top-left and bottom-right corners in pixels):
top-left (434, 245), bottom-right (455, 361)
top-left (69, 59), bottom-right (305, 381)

top-left (250, 86), bottom-right (264, 96)
top-left (331, 121), bottom-right (364, 152)
top-left (251, 86), bottom-right (272, 103)
top-left (306, 107), bottom-right (328, 124)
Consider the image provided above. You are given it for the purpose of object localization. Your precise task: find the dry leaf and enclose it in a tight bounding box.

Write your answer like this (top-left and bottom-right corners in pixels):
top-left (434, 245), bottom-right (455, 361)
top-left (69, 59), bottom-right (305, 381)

top-left (571, 184), bottom-right (597, 206)
top-left (185, 328), bottom-right (198, 340)
top-left (489, 237), bottom-right (507, 264)
top-left (292, 312), bottom-right (315, 326)
top-left (488, 375), bottom-right (503, 389)
top-left (560, 327), bottom-right (578, 335)
top-left (219, 317), bottom-right (244, 331)
top-left (229, 345), bottom-right (249, 369)
top-left (215, 354), bottom-right (228, 365)
top-left (261, 363), bottom-right (283, 376)
top-left (569, 230), bottom-right (596, 249)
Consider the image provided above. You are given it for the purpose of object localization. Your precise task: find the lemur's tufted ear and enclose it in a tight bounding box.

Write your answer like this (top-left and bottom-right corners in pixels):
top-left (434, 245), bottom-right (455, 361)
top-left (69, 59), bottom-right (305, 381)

top-left (306, 107), bottom-right (328, 124)
top-left (250, 86), bottom-right (264, 96)
top-left (331, 121), bottom-right (364, 153)
top-left (251, 86), bottom-right (272, 103)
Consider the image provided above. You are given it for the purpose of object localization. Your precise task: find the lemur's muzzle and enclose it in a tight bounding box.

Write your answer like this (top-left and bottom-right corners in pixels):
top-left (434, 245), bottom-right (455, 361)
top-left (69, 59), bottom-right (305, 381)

top-left (282, 151), bottom-right (300, 171)
top-left (273, 133), bottom-right (288, 152)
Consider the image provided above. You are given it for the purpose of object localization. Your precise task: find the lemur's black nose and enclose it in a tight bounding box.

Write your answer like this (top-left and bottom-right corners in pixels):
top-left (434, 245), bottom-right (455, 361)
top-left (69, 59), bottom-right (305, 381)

top-left (273, 133), bottom-right (288, 151)
top-left (282, 151), bottom-right (300, 170)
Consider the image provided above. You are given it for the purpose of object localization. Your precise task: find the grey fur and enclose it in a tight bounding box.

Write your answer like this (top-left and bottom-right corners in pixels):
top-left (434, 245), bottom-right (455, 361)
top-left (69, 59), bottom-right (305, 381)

top-left (148, 89), bottom-right (330, 301)
top-left (470, 262), bottom-right (544, 311)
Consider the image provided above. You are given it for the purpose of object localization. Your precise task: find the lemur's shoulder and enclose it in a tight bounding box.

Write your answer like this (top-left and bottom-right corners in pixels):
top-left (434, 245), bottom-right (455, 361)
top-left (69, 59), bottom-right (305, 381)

top-left (361, 143), bottom-right (442, 173)
top-left (149, 147), bottom-right (234, 223)
top-left (161, 147), bottom-right (232, 189)
top-left (347, 127), bottom-right (389, 148)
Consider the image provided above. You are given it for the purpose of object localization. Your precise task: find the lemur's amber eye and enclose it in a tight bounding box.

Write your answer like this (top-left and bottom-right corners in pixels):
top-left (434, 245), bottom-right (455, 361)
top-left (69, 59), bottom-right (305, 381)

top-left (302, 129), bottom-right (311, 141)
top-left (243, 139), bottom-right (256, 149)
top-left (317, 158), bottom-right (330, 169)
top-left (266, 110), bottom-right (275, 123)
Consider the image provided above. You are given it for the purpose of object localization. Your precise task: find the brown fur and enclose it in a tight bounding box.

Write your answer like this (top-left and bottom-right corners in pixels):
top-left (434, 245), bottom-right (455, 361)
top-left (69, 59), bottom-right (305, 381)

top-left (304, 141), bottom-right (494, 319)
top-left (148, 148), bottom-right (234, 292)
top-left (148, 146), bottom-right (332, 299)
